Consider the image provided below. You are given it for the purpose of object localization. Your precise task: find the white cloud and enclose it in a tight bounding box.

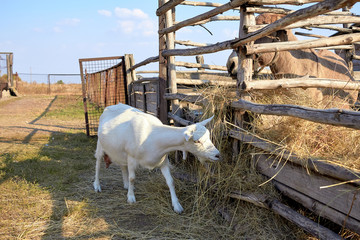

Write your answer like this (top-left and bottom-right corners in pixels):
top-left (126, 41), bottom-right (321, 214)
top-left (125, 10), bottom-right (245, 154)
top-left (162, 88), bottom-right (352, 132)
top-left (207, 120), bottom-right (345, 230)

top-left (33, 27), bottom-right (43, 33)
top-left (98, 9), bottom-right (112, 17)
top-left (118, 20), bottom-right (136, 34)
top-left (56, 18), bottom-right (80, 26)
top-left (53, 26), bottom-right (63, 33)
top-left (112, 7), bottom-right (155, 37)
top-left (114, 7), bottom-right (148, 19)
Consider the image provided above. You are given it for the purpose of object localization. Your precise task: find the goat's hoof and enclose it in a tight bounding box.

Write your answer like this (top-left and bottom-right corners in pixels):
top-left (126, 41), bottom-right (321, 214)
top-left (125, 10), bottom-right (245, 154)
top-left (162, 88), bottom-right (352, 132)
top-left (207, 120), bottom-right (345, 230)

top-left (93, 181), bottom-right (101, 192)
top-left (173, 202), bottom-right (184, 214)
top-left (127, 195), bottom-right (136, 203)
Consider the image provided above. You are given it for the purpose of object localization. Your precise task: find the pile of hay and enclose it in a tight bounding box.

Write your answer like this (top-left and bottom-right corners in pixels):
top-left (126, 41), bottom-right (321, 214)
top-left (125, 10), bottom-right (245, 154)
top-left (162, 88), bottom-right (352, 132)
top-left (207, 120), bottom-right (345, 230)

top-left (173, 84), bottom-right (360, 238)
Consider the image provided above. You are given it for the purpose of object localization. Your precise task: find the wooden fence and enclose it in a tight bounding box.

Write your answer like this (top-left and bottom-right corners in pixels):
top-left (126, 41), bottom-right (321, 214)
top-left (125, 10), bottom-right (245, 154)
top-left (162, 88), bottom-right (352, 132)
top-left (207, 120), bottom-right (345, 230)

top-left (124, 0), bottom-right (360, 237)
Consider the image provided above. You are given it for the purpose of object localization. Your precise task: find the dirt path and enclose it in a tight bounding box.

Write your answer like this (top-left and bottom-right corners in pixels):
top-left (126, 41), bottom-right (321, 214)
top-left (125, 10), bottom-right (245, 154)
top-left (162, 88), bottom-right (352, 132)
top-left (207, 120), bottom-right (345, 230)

top-left (0, 95), bottom-right (84, 145)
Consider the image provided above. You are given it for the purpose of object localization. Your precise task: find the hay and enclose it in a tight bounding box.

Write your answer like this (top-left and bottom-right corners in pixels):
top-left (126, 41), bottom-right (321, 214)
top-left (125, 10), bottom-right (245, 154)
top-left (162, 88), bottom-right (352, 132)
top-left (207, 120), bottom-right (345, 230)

top-left (170, 85), bottom-right (307, 239)
top-left (175, 83), bottom-right (360, 238)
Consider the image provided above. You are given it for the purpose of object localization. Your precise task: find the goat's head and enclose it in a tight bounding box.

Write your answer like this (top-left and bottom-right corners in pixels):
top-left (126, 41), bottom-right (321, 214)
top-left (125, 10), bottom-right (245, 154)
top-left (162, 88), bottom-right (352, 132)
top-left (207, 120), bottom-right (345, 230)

top-left (183, 116), bottom-right (220, 163)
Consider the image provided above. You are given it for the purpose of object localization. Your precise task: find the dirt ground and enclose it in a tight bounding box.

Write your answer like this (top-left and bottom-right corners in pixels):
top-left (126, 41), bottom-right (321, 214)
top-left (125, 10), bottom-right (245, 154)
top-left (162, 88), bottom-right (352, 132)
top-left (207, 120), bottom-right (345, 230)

top-left (0, 95), bottom-right (84, 143)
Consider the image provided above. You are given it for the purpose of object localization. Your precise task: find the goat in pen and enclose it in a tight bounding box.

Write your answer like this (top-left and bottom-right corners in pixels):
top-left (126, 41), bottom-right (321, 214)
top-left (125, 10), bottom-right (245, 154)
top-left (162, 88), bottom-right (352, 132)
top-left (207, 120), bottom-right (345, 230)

top-left (93, 103), bottom-right (220, 213)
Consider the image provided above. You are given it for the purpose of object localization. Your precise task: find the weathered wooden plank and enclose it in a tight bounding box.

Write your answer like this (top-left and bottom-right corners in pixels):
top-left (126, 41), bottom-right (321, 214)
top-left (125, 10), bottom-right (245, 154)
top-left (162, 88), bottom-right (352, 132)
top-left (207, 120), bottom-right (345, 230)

top-left (233, 0), bottom-right (358, 48)
top-left (159, 0), bottom-right (249, 35)
top-left (146, 101), bottom-right (158, 114)
top-left (164, 92), bottom-right (208, 105)
top-left (247, 15), bottom-right (360, 32)
top-left (175, 61), bottom-right (227, 71)
top-left (175, 40), bottom-right (209, 47)
top-left (156, 0), bottom-right (185, 16)
top-left (255, 154), bottom-right (360, 222)
top-left (129, 56), bottom-right (159, 71)
top-left (274, 180), bottom-right (360, 234)
top-left (145, 82), bottom-right (158, 93)
top-left (245, 33), bottom-right (360, 54)
top-left (230, 130), bottom-right (360, 187)
top-left (229, 190), bottom-right (342, 239)
top-left (180, 1), bottom-right (222, 7)
top-left (162, 0), bottom-right (357, 57)
top-left (231, 99), bottom-right (360, 130)
top-left (248, 0), bottom-right (320, 4)
top-left (132, 84), bottom-right (144, 92)
top-left (168, 112), bottom-right (193, 126)
top-left (243, 78), bottom-right (360, 91)
top-left (145, 92), bottom-right (158, 103)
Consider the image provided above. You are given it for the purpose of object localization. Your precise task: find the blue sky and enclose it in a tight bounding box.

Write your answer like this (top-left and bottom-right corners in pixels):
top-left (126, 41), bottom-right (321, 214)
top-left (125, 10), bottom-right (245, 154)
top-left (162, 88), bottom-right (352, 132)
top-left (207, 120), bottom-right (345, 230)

top-left (1, 1), bottom-right (359, 83)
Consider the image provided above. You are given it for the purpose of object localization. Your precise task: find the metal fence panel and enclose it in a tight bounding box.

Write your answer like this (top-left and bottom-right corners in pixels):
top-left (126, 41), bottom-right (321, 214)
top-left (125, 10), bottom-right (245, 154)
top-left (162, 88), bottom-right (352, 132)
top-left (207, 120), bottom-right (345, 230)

top-left (79, 56), bottom-right (127, 136)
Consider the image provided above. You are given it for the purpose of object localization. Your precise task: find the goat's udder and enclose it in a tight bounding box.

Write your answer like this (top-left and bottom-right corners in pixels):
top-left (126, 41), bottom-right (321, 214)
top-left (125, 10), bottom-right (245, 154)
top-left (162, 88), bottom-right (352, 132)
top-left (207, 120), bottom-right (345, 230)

top-left (104, 154), bottom-right (112, 168)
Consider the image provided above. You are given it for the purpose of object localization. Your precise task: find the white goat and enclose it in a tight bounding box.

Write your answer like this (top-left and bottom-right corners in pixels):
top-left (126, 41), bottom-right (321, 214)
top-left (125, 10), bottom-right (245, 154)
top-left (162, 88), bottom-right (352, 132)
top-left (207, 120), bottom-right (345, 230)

top-left (93, 103), bottom-right (220, 213)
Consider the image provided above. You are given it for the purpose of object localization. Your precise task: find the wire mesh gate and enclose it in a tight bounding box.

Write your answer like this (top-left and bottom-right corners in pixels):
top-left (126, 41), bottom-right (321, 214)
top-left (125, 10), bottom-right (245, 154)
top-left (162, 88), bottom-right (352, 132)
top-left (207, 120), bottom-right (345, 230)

top-left (79, 56), bottom-right (128, 136)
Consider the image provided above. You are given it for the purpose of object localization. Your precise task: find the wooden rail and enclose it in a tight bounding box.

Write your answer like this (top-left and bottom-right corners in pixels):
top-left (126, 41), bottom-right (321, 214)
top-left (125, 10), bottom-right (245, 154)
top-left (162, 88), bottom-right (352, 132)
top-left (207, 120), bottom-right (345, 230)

top-left (231, 99), bottom-right (360, 130)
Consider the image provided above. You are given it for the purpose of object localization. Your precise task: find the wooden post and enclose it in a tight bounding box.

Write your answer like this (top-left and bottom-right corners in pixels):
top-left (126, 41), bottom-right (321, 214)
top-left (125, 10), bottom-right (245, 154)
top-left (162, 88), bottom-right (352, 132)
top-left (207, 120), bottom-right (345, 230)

top-left (158, 0), bottom-right (169, 124)
top-left (196, 55), bottom-right (205, 71)
top-left (124, 54), bottom-right (135, 105)
top-left (164, 0), bottom-right (181, 118)
top-left (342, 7), bottom-right (354, 75)
top-left (47, 74), bottom-right (51, 95)
top-left (233, 7), bottom-right (255, 155)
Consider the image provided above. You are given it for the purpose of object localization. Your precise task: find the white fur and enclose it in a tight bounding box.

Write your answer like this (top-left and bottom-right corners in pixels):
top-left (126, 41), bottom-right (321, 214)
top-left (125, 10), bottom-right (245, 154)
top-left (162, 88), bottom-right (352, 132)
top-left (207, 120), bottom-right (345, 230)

top-left (93, 103), bottom-right (220, 214)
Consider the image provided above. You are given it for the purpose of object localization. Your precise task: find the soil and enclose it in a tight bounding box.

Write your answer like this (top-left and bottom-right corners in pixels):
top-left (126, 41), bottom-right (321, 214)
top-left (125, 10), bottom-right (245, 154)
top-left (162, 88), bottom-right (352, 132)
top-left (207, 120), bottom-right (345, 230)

top-left (0, 95), bottom-right (84, 145)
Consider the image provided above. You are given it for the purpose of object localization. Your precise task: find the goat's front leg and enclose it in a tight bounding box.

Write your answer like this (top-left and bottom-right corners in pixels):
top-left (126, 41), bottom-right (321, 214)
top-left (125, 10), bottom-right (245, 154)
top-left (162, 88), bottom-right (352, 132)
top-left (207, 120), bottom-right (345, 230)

top-left (160, 156), bottom-right (183, 214)
top-left (120, 165), bottom-right (129, 189)
top-left (127, 157), bottom-right (137, 203)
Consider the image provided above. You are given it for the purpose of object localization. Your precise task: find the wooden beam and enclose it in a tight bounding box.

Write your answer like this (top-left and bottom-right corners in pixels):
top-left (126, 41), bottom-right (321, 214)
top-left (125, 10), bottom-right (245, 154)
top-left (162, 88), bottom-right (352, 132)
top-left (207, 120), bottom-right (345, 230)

top-left (162, 39), bottom-right (233, 57)
top-left (245, 33), bottom-right (360, 54)
top-left (129, 56), bottom-right (159, 71)
top-left (231, 99), bottom-right (360, 130)
top-left (229, 191), bottom-right (342, 239)
top-left (229, 130), bottom-right (360, 187)
top-left (186, 15), bottom-right (241, 26)
top-left (164, 92), bottom-right (208, 105)
top-left (247, 15), bottom-right (360, 32)
top-left (180, 1), bottom-right (223, 7)
top-left (156, 0), bottom-right (185, 16)
top-left (244, 78), bottom-right (360, 91)
top-left (247, 0), bottom-right (320, 4)
top-left (168, 112), bottom-right (193, 125)
top-left (176, 78), bottom-right (236, 86)
top-left (175, 61), bottom-right (227, 71)
top-left (158, 0), bottom-right (249, 35)
top-left (273, 180), bottom-right (360, 234)
top-left (175, 40), bottom-right (209, 47)
top-left (232, 0), bottom-right (358, 48)
top-left (162, 0), bottom-right (358, 57)
top-left (254, 154), bottom-right (360, 222)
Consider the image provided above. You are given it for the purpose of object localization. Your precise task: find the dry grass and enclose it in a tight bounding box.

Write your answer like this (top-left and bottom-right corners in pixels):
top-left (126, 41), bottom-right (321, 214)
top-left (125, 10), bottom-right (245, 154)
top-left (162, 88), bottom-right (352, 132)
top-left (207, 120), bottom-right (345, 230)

top-left (249, 88), bottom-right (360, 170)
top-left (15, 81), bottom-right (82, 95)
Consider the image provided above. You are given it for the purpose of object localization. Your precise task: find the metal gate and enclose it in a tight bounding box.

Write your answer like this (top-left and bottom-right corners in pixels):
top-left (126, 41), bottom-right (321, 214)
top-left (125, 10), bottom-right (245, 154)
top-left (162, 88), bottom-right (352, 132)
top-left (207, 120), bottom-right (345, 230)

top-left (79, 56), bottom-right (128, 136)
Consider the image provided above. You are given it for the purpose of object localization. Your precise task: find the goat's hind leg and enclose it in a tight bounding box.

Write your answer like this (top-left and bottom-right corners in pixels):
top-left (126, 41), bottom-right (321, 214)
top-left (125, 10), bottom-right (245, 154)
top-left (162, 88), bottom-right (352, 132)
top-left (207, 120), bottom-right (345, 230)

top-left (126, 156), bottom-right (137, 203)
top-left (93, 139), bottom-right (103, 192)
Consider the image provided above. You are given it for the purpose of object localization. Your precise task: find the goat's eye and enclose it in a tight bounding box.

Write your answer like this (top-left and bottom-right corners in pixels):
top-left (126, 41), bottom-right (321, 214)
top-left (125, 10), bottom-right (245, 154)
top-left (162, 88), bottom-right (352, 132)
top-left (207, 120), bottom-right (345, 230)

top-left (194, 140), bottom-right (201, 144)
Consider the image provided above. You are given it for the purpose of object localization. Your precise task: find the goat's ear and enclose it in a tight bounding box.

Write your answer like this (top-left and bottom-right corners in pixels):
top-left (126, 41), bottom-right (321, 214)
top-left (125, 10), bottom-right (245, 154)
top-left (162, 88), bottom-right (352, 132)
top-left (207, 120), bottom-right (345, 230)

top-left (184, 127), bottom-right (194, 141)
top-left (198, 115), bottom-right (214, 126)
